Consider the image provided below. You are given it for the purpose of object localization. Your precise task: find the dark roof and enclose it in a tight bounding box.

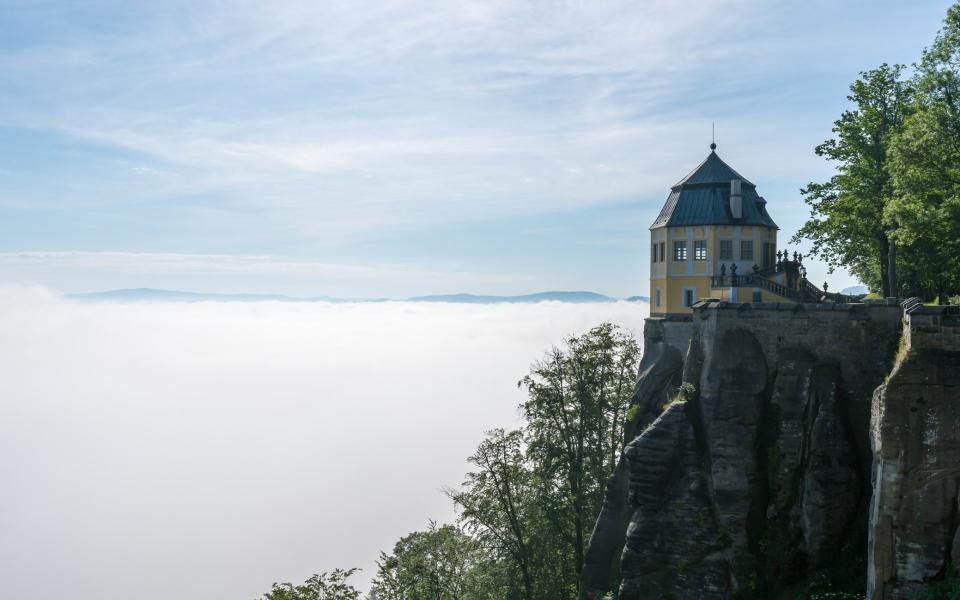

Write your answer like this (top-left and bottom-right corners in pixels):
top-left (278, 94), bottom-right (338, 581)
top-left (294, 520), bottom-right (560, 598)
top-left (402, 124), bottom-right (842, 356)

top-left (650, 148), bottom-right (778, 229)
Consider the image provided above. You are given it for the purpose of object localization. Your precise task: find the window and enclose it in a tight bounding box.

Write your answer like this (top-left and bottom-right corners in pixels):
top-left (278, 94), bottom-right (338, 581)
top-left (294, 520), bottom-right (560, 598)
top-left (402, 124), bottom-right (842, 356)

top-left (655, 289), bottom-right (661, 307)
top-left (652, 243), bottom-right (658, 263)
top-left (762, 243), bottom-right (775, 268)
top-left (674, 241), bottom-right (687, 261)
top-left (684, 289), bottom-right (694, 307)
top-left (694, 240), bottom-right (707, 261)
top-left (752, 290), bottom-right (762, 303)
top-left (740, 240), bottom-right (754, 261)
top-left (719, 240), bottom-right (733, 260)
top-left (659, 242), bottom-right (665, 263)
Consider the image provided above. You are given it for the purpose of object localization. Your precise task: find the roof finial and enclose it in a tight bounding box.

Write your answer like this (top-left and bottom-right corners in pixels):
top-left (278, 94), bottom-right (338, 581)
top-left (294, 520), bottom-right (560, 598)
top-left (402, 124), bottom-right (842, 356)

top-left (710, 122), bottom-right (716, 151)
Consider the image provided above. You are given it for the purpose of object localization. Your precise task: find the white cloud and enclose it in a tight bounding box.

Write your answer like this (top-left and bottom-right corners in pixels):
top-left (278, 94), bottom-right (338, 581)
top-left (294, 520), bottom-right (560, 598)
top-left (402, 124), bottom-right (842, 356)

top-left (2, 0), bottom-right (802, 226)
top-left (0, 285), bottom-right (648, 598)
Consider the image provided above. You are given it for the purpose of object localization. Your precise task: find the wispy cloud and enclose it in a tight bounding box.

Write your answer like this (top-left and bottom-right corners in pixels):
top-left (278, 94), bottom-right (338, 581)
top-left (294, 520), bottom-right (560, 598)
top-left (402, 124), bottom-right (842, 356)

top-left (0, 0), bottom-right (940, 294)
top-left (0, 0), bottom-right (796, 222)
top-left (0, 250), bottom-right (400, 274)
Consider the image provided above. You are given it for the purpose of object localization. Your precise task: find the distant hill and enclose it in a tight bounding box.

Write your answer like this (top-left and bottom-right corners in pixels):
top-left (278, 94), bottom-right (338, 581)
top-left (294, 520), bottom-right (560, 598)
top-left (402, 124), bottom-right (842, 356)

top-left (65, 288), bottom-right (650, 304)
top-left (408, 291), bottom-right (617, 304)
top-left (840, 285), bottom-right (870, 295)
top-left (66, 288), bottom-right (359, 303)
top-left (67, 288), bottom-right (648, 304)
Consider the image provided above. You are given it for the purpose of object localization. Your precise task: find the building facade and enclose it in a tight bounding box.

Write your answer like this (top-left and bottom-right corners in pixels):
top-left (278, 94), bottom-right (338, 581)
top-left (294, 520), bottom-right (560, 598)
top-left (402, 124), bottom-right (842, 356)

top-left (649, 144), bottom-right (780, 317)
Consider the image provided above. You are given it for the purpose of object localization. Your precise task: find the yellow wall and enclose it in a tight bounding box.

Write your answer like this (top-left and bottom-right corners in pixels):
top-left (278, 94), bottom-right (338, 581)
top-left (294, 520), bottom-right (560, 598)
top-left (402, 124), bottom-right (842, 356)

top-left (650, 275), bottom-right (714, 314)
top-left (649, 223), bottom-right (779, 315)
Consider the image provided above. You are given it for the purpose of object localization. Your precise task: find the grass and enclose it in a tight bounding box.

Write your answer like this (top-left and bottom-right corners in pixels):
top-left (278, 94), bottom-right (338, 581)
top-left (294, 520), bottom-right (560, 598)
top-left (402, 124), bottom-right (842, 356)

top-left (660, 382), bottom-right (696, 410)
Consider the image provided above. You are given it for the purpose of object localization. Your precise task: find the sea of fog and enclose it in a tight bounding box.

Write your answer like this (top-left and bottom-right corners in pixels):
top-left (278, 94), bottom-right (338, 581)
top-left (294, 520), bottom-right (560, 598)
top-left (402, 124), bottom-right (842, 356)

top-left (0, 285), bottom-right (648, 599)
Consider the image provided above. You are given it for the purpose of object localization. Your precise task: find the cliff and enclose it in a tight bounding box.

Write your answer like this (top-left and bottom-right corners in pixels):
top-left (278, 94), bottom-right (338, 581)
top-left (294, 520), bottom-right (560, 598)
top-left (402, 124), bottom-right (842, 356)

top-left (868, 302), bottom-right (960, 598)
top-left (583, 299), bottom-right (960, 599)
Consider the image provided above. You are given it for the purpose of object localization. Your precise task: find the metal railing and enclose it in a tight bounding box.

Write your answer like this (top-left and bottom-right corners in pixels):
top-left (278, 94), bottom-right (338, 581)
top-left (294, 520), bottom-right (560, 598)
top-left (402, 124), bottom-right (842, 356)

top-left (710, 273), bottom-right (863, 304)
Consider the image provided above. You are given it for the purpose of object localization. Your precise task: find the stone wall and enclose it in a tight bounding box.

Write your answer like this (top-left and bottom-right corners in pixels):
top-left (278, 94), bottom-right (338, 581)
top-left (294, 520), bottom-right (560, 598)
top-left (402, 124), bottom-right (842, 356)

top-left (902, 299), bottom-right (960, 352)
top-left (868, 302), bottom-right (960, 599)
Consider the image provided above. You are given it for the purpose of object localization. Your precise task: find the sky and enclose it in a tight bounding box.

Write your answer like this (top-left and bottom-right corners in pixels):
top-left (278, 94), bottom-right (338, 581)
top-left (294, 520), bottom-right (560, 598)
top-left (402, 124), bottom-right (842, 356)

top-left (0, 285), bottom-right (649, 598)
top-left (0, 1), bottom-right (955, 297)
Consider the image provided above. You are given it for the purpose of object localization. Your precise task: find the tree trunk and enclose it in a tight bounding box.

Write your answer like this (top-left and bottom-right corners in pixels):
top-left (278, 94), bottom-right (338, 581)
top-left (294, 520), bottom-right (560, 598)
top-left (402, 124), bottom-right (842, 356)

top-left (887, 231), bottom-right (898, 298)
top-left (520, 562), bottom-right (534, 600)
top-left (879, 236), bottom-right (891, 297)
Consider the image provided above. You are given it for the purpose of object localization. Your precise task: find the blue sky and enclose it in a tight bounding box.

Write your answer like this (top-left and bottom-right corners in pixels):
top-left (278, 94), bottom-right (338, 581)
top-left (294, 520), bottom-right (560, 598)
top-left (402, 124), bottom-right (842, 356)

top-left (0, 0), bottom-right (954, 297)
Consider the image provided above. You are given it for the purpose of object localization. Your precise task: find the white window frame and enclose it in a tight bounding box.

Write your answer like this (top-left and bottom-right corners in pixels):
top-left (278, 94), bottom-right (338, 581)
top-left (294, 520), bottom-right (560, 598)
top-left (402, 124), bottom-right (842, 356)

top-left (719, 239), bottom-right (733, 260)
top-left (694, 240), bottom-right (707, 261)
top-left (674, 241), bottom-right (688, 261)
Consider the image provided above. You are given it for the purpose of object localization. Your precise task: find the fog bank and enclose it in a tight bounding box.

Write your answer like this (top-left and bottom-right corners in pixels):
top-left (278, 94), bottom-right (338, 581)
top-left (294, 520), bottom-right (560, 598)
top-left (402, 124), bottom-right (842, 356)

top-left (0, 286), bottom-right (647, 599)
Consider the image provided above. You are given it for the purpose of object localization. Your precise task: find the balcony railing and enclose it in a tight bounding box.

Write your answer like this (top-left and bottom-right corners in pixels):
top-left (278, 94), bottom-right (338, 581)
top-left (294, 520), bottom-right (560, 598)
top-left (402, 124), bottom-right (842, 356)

top-left (710, 273), bottom-right (862, 304)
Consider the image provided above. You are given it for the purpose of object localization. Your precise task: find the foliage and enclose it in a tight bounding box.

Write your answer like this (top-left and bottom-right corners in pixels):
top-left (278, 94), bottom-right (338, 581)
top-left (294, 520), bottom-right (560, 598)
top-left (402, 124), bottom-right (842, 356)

top-left (448, 323), bottom-right (641, 600)
top-left (256, 569), bottom-right (362, 600)
top-left (795, 2), bottom-right (960, 302)
top-left (791, 63), bottom-right (913, 296)
top-left (663, 382), bottom-right (697, 409)
top-left (519, 322), bottom-right (640, 588)
top-left (764, 527), bottom-right (867, 600)
top-left (448, 427), bottom-right (541, 600)
top-left (370, 521), bottom-right (497, 600)
top-left (886, 2), bottom-right (960, 301)
top-left (916, 566), bottom-right (960, 600)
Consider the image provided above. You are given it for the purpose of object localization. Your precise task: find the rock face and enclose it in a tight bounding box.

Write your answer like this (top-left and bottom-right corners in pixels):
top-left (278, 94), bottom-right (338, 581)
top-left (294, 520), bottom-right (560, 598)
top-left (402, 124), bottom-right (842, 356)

top-left (619, 400), bottom-right (728, 599)
top-left (581, 318), bottom-right (687, 597)
top-left (583, 301), bottom-right (906, 599)
top-left (868, 303), bottom-right (960, 599)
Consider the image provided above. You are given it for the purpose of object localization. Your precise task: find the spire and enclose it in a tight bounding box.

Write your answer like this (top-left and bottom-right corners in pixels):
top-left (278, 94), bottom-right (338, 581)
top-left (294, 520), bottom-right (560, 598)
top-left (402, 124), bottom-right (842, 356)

top-left (710, 122), bottom-right (716, 152)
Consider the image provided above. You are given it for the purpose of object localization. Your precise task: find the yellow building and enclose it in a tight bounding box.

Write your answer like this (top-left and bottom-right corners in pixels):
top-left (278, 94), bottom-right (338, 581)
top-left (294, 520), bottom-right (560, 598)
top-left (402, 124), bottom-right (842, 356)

top-left (650, 144), bottom-right (780, 317)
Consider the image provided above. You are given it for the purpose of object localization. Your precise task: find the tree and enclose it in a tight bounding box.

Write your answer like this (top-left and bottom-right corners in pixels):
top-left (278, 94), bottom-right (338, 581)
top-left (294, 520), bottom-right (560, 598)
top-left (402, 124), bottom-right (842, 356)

top-left (792, 64), bottom-right (914, 296)
top-left (448, 323), bottom-right (640, 600)
top-left (448, 428), bottom-right (538, 600)
top-left (519, 322), bottom-right (640, 593)
top-left (370, 521), bottom-right (491, 600)
top-left (887, 2), bottom-right (960, 301)
top-left (257, 569), bottom-right (362, 600)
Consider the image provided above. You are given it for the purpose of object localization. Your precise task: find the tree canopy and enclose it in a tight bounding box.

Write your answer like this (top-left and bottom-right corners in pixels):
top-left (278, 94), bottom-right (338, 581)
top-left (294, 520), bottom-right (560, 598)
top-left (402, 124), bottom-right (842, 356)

top-left (257, 569), bottom-right (362, 600)
top-left (450, 323), bottom-right (640, 600)
top-left (792, 63), bottom-right (914, 296)
top-left (795, 2), bottom-right (960, 302)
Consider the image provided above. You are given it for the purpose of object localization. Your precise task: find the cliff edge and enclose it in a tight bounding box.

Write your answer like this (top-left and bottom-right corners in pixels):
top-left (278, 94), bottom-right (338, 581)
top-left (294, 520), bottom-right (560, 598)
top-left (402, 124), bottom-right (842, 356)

top-left (582, 299), bottom-right (956, 598)
top-left (868, 301), bottom-right (960, 598)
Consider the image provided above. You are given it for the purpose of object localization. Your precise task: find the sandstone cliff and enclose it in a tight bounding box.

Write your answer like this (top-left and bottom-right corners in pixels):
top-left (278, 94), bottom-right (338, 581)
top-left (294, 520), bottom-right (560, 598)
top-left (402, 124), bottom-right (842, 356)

top-left (868, 302), bottom-right (960, 599)
top-left (582, 300), bottom-right (929, 599)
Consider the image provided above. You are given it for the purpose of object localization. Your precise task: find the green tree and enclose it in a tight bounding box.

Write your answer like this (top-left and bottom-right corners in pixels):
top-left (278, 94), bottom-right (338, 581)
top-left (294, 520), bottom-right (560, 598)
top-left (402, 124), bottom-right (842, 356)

top-left (887, 2), bottom-right (960, 301)
top-left (448, 428), bottom-right (538, 600)
top-left (519, 322), bottom-right (640, 592)
top-left (448, 324), bottom-right (640, 600)
top-left (792, 64), bottom-right (914, 296)
top-left (257, 569), bottom-right (362, 600)
top-left (370, 521), bottom-right (492, 600)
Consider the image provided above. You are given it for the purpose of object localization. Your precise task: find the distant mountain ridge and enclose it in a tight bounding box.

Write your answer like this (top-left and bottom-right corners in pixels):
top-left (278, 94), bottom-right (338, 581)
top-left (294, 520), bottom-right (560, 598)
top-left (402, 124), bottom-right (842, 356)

top-left (409, 291), bottom-right (619, 304)
top-left (67, 288), bottom-right (649, 304)
top-left (840, 285), bottom-right (870, 295)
